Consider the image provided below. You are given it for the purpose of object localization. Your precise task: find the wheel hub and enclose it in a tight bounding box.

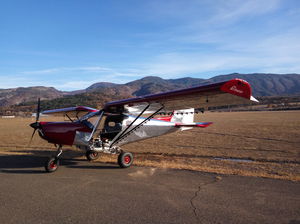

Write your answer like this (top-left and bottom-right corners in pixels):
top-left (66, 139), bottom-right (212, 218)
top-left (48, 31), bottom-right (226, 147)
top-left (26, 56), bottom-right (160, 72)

top-left (50, 161), bottom-right (57, 169)
top-left (124, 155), bottom-right (131, 164)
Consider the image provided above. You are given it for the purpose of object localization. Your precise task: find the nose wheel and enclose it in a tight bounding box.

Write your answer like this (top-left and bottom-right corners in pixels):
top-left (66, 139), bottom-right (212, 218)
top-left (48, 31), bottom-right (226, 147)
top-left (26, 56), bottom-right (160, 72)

top-left (45, 145), bottom-right (62, 173)
top-left (45, 157), bottom-right (59, 172)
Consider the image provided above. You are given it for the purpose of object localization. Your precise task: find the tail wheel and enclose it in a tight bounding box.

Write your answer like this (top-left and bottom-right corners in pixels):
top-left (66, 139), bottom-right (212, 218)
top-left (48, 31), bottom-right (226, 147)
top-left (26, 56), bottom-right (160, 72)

top-left (45, 157), bottom-right (59, 172)
top-left (118, 151), bottom-right (133, 168)
top-left (86, 151), bottom-right (100, 161)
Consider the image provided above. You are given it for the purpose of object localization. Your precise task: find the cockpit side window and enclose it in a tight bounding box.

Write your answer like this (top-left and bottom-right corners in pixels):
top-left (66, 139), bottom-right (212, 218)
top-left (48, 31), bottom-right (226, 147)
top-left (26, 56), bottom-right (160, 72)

top-left (104, 115), bottom-right (123, 132)
top-left (101, 114), bottom-right (125, 140)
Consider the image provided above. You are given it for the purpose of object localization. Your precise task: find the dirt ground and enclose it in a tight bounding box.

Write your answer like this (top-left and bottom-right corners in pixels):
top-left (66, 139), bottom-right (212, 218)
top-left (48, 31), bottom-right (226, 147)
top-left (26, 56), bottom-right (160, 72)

top-left (0, 111), bottom-right (299, 181)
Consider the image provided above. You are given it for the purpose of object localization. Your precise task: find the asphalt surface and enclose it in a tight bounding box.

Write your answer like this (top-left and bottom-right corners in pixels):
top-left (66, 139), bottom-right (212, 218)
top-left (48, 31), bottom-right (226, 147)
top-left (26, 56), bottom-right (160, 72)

top-left (0, 154), bottom-right (299, 224)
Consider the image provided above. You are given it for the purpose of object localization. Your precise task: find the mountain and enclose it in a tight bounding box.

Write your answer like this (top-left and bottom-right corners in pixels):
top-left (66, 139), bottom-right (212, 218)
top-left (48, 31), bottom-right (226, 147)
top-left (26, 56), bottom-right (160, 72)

top-left (0, 86), bottom-right (63, 107)
top-left (1, 73), bottom-right (300, 108)
top-left (86, 82), bottom-right (120, 91)
top-left (84, 74), bottom-right (300, 97)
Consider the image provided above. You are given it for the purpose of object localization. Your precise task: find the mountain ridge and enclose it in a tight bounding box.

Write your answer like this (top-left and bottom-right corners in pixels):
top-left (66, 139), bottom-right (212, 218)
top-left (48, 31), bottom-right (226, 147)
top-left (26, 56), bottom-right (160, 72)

top-left (1, 73), bottom-right (300, 107)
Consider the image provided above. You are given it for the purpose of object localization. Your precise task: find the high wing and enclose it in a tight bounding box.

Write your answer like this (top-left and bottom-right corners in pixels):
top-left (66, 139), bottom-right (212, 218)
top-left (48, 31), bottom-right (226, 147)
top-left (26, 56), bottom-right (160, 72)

top-left (104, 79), bottom-right (258, 114)
top-left (42, 106), bottom-right (99, 118)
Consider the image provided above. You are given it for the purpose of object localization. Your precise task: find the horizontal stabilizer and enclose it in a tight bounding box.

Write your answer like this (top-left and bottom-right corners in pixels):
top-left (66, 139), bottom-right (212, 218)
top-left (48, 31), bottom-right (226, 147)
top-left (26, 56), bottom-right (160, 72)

top-left (175, 122), bottom-right (213, 128)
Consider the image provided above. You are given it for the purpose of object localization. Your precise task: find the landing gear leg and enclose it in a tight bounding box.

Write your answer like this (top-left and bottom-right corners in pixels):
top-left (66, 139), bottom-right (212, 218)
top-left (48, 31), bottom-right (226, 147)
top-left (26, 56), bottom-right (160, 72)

top-left (45, 145), bottom-right (63, 172)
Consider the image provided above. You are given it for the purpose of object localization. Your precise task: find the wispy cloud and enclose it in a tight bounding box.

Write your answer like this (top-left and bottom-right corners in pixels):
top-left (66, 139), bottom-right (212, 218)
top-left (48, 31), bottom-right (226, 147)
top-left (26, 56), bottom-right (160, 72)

top-left (22, 68), bottom-right (61, 75)
top-left (0, 76), bottom-right (50, 89)
top-left (135, 0), bottom-right (299, 77)
top-left (140, 31), bottom-right (300, 77)
top-left (54, 80), bottom-right (98, 90)
top-left (207, 0), bottom-right (281, 24)
top-left (144, 0), bottom-right (281, 29)
top-left (21, 66), bottom-right (111, 75)
top-left (12, 66), bottom-right (143, 90)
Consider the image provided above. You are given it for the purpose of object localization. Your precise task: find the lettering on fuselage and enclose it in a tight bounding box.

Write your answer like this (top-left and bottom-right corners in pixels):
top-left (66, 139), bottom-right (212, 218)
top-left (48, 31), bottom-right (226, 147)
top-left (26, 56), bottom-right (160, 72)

top-left (230, 85), bottom-right (243, 94)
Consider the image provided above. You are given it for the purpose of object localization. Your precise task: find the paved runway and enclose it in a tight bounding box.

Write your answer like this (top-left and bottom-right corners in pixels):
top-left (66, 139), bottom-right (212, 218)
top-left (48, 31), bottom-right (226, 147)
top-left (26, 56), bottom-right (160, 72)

top-left (0, 154), bottom-right (299, 224)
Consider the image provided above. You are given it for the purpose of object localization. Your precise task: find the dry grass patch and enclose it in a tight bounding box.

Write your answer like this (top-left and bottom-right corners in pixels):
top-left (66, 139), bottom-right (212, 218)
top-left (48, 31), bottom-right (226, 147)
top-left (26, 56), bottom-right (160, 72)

top-left (0, 111), bottom-right (299, 181)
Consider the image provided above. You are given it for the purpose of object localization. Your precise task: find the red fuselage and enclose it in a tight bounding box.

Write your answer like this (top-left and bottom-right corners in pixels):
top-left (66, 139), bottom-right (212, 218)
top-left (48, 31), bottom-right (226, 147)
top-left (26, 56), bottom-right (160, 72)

top-left (38, 122), bottom-right (92, 145)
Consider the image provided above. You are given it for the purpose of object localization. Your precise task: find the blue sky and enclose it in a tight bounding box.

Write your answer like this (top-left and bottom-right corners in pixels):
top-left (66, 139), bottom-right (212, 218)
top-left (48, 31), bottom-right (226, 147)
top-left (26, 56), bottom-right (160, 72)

top-left (1, 0), bottom-right (299, 90)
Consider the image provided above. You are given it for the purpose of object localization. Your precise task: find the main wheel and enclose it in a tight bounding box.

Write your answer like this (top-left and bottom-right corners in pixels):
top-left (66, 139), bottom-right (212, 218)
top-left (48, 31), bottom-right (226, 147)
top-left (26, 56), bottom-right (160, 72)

top-left (118, 151), bottom-right (133, 168)
top-left (45, 157), bottom-right (59, 172)
top-left (86, 151), bottom-right (100, 161)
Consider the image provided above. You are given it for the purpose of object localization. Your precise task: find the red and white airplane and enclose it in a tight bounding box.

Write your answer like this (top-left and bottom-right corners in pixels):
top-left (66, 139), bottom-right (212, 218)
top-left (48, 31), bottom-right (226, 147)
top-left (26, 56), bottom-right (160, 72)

top-left (30, 79), bottom-right (258, 172)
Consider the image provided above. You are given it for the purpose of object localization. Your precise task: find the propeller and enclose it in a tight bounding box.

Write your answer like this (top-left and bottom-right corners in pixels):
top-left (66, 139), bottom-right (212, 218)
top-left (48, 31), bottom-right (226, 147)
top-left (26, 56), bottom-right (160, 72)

top-left (29, 98), bottom-right (41, 145)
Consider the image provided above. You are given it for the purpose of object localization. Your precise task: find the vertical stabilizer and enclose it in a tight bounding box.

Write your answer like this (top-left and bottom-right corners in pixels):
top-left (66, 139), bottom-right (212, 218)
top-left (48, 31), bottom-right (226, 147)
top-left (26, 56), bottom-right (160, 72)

top-left (171, 108), bottom-right (194, 130)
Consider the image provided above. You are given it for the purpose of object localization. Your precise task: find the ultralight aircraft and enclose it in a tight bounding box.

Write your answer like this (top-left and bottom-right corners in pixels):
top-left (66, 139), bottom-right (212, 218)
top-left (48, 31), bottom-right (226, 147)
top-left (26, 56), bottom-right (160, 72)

top-left (29, 79), bottom-right (258, 172)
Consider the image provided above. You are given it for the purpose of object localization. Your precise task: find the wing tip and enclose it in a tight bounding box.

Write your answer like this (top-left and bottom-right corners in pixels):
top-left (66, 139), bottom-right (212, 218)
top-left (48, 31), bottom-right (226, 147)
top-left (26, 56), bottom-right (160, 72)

top-left (250, 96), bottom-right (259, 102)
top-left (221, 79), bottom-right (259, 103)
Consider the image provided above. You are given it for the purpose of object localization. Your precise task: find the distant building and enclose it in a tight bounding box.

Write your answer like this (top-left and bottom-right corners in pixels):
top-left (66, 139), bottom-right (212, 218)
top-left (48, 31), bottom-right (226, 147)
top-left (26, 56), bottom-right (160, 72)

top-left (1, 115), bottom-right (15, 119)
top-left (32, 113), bottom-right (48, 117)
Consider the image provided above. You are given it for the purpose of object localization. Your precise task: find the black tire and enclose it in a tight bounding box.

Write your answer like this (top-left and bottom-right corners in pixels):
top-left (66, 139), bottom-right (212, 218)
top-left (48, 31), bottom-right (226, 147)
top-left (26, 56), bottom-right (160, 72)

top-left (45, 157), bottom-right (59, 172)
top-left (118, 151), bottom-right (133, 168)
top-left (86, 151), bottom-right (100, 161)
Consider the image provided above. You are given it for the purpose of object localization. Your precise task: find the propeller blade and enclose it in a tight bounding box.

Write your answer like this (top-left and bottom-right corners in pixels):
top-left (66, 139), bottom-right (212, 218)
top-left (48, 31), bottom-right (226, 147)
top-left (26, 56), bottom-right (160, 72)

top-left (28, 128), bottom-right (37, 146)
top-left (28, 98), bottom-right (41, 146)
top-left (36, 98), bottom-right (41, 122)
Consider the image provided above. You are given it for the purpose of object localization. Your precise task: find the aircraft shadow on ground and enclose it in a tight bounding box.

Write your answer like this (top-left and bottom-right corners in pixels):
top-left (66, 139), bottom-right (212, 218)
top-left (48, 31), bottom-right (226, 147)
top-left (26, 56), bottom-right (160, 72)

top-left (0, 149), bottom-right (119, 174)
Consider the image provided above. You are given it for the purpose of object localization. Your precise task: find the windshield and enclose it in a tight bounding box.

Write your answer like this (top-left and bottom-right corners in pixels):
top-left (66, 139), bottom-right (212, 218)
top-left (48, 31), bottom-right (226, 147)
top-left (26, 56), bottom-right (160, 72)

top-left (78, 110), bottom-right (103, 130)
top-left (79, 110), bottom-right (102, 122)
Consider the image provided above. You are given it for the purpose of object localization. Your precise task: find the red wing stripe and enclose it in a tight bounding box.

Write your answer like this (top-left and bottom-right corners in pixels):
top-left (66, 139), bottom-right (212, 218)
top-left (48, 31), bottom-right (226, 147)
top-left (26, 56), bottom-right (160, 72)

top-left (155, 116), bottom-right (173, 122)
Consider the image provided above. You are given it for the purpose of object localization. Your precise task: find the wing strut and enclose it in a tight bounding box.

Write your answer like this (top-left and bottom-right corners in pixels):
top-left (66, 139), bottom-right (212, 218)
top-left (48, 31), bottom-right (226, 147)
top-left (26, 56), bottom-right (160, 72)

top-left (87, 110), bottom-right (104, 142)
top-left (109, 104), bottom-right (150, 147)
top-left (65, 113), bottom-right (73, 122)
top-left (110, 105), bottom-right (164, 147)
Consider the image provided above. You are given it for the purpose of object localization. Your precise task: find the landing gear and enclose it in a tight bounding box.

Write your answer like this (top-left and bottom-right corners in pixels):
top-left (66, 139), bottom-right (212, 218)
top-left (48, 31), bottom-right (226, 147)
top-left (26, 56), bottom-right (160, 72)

top-left (45, 145), bottom-right (62, 173)
top-left (118, 151), bottom-right (133, 168)
top-left (86, 151), bottom-right (100, 161)
top-left (45, 157), bottom-right (59, 172)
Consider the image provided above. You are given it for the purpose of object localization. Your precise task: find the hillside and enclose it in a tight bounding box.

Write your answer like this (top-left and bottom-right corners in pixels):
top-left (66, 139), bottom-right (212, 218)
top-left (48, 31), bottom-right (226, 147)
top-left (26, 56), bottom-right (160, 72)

top-left (0, 86), bottom-right (63, 107)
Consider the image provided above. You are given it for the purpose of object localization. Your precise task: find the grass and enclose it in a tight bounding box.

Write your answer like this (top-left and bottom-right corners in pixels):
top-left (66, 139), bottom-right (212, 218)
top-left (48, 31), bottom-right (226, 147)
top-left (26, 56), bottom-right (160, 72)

top-left (0, 111), bottom-right (299, 181)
